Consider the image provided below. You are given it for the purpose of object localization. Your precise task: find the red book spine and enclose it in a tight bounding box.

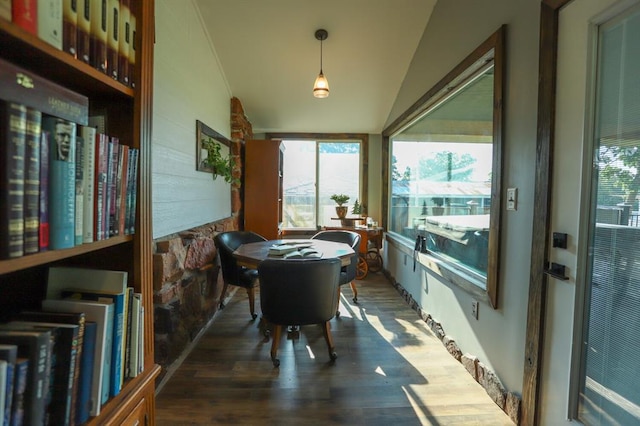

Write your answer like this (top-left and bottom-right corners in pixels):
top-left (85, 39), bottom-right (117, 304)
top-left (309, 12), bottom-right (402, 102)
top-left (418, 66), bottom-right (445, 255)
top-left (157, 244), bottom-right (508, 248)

top-left (11, 0), bottom-right (37, 35)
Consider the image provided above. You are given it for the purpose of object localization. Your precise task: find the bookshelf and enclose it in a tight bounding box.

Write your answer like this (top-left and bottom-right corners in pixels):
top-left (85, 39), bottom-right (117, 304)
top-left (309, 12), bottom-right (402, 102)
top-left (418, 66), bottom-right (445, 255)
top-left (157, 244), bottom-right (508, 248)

top-left (0, 1), bottom-right (159, 425)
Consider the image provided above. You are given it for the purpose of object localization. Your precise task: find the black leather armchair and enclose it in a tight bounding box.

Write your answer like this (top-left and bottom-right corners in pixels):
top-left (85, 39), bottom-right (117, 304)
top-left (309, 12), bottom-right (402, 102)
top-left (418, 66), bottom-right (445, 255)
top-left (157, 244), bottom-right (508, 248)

top-left (311, 230), bottom-right (360, 316)
top-left (258, 257), bottom-right (341, 367)
top-left (214, 231), bottom-right (267, 320)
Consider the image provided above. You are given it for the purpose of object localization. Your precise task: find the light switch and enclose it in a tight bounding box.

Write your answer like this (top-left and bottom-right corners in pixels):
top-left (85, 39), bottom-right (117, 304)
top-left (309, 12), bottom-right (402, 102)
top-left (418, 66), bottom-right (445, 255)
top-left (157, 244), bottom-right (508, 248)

top-left (507, 188), bottom-right (517, 211)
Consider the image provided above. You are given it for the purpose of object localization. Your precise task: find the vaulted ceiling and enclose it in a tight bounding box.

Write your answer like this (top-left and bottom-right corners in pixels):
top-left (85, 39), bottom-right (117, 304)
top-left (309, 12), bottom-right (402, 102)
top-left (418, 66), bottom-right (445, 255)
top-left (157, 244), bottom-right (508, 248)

top-left (194, 0), bottom-right (436, 135)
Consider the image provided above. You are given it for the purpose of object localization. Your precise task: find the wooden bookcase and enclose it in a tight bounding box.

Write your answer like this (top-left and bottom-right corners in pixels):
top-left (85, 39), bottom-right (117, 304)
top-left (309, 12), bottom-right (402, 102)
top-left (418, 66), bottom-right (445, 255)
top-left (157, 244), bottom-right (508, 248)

top-left (244, 139), bottom-right (284, 240)
top-left (0, 2), bottom-right (159, 424)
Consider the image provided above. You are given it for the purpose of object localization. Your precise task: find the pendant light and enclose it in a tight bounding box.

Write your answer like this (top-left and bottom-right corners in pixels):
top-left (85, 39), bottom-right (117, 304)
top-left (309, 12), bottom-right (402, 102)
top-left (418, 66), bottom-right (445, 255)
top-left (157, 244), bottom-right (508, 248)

top-left (313, 29), bottom-right (330, 98)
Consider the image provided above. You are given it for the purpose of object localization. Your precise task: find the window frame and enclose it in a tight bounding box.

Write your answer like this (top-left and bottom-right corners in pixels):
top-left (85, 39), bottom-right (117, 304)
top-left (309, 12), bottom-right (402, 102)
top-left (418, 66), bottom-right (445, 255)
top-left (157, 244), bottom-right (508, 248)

top-left (266, 132), bottom-right (369, 230)
top-left (381, 26), bottom-right (505, 308)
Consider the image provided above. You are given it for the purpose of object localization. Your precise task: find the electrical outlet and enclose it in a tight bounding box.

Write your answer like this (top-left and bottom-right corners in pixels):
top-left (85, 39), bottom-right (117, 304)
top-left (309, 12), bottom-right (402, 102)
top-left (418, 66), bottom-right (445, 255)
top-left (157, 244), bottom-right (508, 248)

top-left (471, 301), bottom-right (479, 320)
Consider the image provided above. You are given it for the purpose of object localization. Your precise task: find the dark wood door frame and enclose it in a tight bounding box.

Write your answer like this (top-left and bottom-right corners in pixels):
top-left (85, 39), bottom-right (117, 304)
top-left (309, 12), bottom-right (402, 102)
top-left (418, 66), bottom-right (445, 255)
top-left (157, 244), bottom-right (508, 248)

top-left (522, 1), bottom-right (573, 425)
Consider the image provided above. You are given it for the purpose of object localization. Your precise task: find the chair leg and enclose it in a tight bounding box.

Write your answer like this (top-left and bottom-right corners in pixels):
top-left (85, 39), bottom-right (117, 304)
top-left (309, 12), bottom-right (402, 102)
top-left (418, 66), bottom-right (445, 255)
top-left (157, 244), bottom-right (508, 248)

top-left (335, 287), bottom-right (341, 317)
top-left (246, 287), bottom-right (258, 320)
top-left (349, 280), bottom-right (358, 303)
top-left (270, 324), bottom-right (282, 367)
top-left (219, 282), bottom-right (230, 309)
top-left (321, 321), bottom-right (337, 361)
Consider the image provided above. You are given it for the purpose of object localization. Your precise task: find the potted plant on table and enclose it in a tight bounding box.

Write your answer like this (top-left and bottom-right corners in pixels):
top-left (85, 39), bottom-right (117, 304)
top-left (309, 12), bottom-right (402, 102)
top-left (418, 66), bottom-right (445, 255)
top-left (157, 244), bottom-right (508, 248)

top-left (330, 194), bottom-right (350, 219)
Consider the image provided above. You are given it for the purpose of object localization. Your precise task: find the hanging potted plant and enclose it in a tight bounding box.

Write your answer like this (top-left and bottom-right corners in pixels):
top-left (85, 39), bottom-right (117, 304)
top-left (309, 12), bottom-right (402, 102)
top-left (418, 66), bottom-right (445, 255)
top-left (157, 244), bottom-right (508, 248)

top-left (330, 194), bottom-right (350, 219)
top-left (203, 139), bottom-right (238, 185)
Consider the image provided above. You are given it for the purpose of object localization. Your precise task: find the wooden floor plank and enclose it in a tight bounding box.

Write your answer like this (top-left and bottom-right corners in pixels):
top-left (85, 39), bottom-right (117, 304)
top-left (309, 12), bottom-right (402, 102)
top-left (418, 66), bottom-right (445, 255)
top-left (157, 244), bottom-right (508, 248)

top-left (156, 272), bottom-right (513, 425)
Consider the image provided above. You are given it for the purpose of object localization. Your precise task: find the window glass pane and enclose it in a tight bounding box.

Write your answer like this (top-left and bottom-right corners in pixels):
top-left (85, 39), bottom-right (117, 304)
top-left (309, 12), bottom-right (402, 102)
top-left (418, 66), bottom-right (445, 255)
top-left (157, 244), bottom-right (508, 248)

top-left (282, 140), bottom-right (316, 228)
top-left (318, 142), bottom-right (361, 227)
top-left (390, 66), bottom-right (494, 280)
top-left (579, 7), bottom-right (640, 425)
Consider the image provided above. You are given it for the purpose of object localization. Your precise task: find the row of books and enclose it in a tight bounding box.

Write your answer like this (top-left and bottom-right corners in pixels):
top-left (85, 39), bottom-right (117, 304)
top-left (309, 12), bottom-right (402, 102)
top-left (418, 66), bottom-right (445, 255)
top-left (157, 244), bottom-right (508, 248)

top-left (0, 56), bottom-right (139, 260)
top-left (1, 0), bottom-right (137, 87)
top-left (0, 266), bottom-right (144, 426)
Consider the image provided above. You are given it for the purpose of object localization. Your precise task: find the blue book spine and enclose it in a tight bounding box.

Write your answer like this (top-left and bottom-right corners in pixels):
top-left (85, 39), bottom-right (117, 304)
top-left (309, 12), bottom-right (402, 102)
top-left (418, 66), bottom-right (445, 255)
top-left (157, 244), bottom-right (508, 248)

top-left (75, 322), bottom-right (96, 425)
top-left (60, 291), bottom-right (123, 398)
top-left (11, 358), bottom-right (28, 426)
top-left (0, 345), bottom-right (17, 426)
top-left (100, 306), bottom-right (113, 405)
top-left (43, 115), bottom-right (76, 250)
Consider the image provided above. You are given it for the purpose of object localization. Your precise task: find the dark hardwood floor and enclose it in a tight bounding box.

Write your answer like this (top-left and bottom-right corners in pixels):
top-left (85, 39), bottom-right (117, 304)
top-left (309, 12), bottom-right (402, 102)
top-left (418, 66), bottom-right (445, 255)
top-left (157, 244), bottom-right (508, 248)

top-left (155, 271), bottom-right (513, 425)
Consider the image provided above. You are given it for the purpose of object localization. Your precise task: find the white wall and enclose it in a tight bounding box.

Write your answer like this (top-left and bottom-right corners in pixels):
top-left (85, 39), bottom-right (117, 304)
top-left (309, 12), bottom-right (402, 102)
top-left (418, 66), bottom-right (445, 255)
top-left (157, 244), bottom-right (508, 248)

top-left (384, 0), bottom-right (541, 395)
top-left (152, 0), bottom-right (232, 239)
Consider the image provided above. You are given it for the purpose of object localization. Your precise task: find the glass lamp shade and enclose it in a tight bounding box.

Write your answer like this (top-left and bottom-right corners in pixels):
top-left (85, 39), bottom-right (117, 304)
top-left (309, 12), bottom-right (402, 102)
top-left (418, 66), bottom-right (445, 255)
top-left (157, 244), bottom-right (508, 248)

top-left (313, 72), bottom-right (330, 98)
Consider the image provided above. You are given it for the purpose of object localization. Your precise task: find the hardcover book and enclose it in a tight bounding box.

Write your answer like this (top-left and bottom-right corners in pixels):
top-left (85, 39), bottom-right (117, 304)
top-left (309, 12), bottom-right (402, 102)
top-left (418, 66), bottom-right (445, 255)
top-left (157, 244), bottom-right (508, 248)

top-left (76, 0), bottom-right (91, 63)
top-left (0, 344), bottom-right (17, 426)
top-left (11, 0), bottom-right (37, 35)
top-left (0, 101), bottom-right (26, 259)
top-left (115, 144), bottom-right (128, 236)
top-left (89, 0), bottom-right (108, 73)
top-left (0, 329), bottom-right (52, 426)
top-left (106, 0), bottom-right (119, 80)
top-left (75, 321), bottom-right (95, 425)
top-left (13, 310), bottom-right (86, 426)
top-left (23, 107), bottom-right (42, 255)
top-left (125, 147), bottom-right (138, 234)
top-left (42, 115), bottom-right (76, 250)
top-left (38, 130), bottom-right (50, 251)
top-left (47, 267), bottom-right (128, 398)
top-left (93, 132), bottom-right (109, 240)
top-left (0, 57), bottom-right (88, 125)
top-left (37, 0), bottom-right (63, 50)
top-left (128, 12), bottom-right (135, 88)
top-left (74, 133), bottom-right (85, 245)
top-left (0, 359), bottom-right (6, 426)
top-left (106, 137), bottom-right (119, 237)
top-left (117, 0), bottom-right (130, 85)
top-left (0, 0), bottom-right (11, 20)
top-left (62, 0), bottom-right (78, 57)
top-left (10, 358), bottom-right (29, 426)
top-left (79, 125), bottom-right (96, 243)
top-left (1, 321), bottom-right (80, 426)
top-left (41, 299), bottom-right (112, 417)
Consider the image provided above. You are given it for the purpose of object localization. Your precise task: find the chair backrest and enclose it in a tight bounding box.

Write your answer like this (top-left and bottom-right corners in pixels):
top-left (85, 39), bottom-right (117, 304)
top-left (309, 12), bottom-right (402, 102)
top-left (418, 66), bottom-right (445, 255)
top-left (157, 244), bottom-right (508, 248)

top-left (214, 231), bottom-right (267, 285)
top-left (311, 230), bottom-right (360, 283)
top-left (258, 258), bottom-right (341, 326)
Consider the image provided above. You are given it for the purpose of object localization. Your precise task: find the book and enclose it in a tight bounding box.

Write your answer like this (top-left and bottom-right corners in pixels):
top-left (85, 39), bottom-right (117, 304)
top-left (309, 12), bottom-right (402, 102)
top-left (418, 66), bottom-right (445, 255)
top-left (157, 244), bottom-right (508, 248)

top-left (0, 0), bottom-right (10, 20)
top-left (13, 310), bottom-right (86, 426)
top-left (23, 107), bottom-right (41, 255)
top-left (117, 0), bottom-right (130, 85)
top-left (75, 321), bottom-right (95, 425)
top-left (0, 329), bottom-right (52, 426)
top-left (0, 101), bottom-right (26, 260)
top-left (125, 147), bottom-right (138, 234)
top-left (0, 360), bottom-right (6, 426)
top-left (105, 0), bottom-right (119, 80)
top-left (59, 289), bottom-right (123, 397)
top-left (282, 248), bottom-right (321, 259)
top-left (37, 0), bottom-right (63, 50)
top-left (38, 130), bottom-right (50, 251)
top-left (74, 133), bottom-right (84, 245)
top-left (10, 358), bottom-right (28, 426)
top-left (106, 137), bottom-right (119, 237)
top-left (89, 0), bottom-right (107, 73)
top-left (0, 57), bottom-right (88, 125)
top-left (115, 144), bottom-right (128, 236)
top-left (62, 0), bottom-right (77, 57)
top-left (79, 125), bottom-right (96, 243)
top-left (128, 292), bottom-right (141, 379)
top-left (93, 132), bottom-right (108, 240)
top-left (41, 299), bottom-right (112, 417)
top-left (123, 287), bottom-right (132, 378)
top-left (76, 0), bottom-right (90, 63)
top-left (128, 12), bottom-right (135, 88)
top-left (42, 115), bottom-right (76, 250)
top-left (1, 321), bottom-right (80, 426)
top-left (47, 267), bottom-right (127, 398)
top-left (11, 0), bottom-right (37, 35)
top-left (0, 344), bottom-right (17, 426)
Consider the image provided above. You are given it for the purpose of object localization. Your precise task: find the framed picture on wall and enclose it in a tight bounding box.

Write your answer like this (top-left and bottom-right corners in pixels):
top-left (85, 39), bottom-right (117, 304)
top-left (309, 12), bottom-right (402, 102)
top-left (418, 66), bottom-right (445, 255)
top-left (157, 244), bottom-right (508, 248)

top-left (196, 120), bottom-right (232, 174)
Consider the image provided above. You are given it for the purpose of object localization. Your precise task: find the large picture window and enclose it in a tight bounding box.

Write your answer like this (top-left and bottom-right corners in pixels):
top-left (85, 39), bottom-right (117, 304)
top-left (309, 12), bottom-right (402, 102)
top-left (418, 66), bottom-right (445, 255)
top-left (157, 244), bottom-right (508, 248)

top-left (383, 27), bottom-right (505, 307)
